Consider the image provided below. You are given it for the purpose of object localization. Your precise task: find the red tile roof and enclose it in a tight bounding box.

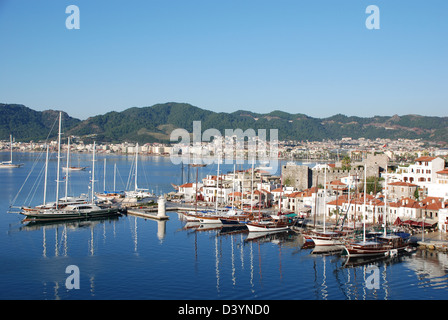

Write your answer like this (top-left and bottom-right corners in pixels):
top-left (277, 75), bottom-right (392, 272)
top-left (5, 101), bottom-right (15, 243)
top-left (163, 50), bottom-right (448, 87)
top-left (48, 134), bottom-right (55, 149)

top-left (415, 156), bottom-right (436, 162)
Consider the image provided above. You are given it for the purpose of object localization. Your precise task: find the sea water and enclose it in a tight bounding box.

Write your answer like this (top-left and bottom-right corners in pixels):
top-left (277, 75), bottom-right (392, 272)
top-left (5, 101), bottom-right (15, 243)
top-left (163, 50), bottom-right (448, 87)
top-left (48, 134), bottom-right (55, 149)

top-left (0, 152), bottom-right (447, 300)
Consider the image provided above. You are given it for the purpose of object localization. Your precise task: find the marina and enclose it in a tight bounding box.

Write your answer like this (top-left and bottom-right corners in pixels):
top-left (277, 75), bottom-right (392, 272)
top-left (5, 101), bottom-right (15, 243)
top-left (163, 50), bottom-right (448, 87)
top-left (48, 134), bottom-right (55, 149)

top-left (1, 151), bottom-right (448, 300)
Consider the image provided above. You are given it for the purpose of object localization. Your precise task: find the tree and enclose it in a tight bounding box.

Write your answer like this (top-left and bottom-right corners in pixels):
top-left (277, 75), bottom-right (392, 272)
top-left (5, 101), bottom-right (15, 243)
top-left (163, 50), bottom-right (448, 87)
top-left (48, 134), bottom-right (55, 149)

top-left (359, 176), bottom-right (382, 195)
top-left (341, 156), bottom-right (351, 170)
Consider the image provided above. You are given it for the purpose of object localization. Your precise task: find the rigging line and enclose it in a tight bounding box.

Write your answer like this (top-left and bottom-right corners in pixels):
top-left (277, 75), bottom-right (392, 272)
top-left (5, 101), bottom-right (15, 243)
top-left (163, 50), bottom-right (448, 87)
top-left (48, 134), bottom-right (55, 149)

top-left (10, 149), bottom-right (46, 208)
top-left (26, 159), bottom-right (46, 206)
top-left (10, 115), bottom-right (59, 208)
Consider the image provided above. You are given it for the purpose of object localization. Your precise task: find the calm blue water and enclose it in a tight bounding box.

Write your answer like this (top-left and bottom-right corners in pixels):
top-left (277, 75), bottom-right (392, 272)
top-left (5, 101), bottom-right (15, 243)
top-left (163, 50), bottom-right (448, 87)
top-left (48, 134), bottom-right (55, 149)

top-left (1, 152), bottom-right (448, 300)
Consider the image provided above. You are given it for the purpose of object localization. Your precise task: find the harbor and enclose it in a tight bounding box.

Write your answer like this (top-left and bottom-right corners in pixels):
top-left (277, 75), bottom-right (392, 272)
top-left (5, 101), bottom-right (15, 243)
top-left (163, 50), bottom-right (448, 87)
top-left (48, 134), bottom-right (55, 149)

top-left (2, 151), bottom-right (448, 300)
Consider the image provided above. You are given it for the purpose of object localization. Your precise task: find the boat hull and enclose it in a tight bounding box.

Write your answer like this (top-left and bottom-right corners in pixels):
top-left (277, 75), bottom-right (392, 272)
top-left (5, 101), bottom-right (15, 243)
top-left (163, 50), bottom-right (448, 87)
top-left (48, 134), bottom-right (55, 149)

top-left (246, 222), bottom-right (289, 232)
top-left (342, 244), bottom-right (408, 258)
top-left (21, 208), bottom-right (121, 222)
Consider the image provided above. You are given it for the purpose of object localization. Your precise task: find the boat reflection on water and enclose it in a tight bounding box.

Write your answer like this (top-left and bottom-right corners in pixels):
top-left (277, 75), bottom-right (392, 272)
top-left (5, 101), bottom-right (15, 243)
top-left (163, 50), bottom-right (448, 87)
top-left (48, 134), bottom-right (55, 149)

top-left (311, 245), bottom-right (344, 255)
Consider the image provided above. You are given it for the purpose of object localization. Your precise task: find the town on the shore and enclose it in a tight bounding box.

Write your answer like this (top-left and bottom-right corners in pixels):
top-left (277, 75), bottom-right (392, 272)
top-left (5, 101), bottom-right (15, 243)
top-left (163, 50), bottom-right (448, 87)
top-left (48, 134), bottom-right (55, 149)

top-left (2, 135), bottom-right (448, 234)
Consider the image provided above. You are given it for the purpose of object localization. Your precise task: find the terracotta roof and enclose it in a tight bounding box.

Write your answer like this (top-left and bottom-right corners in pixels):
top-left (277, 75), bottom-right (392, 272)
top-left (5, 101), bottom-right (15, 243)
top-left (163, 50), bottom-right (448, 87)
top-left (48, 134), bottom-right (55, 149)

top-left (330, 180), bottom-right (347, 186)
top-left (388, 181), bottom-right (418, 187)
top-left (179, 183), bottom-right (193, 188)
top-left (415, 156), bottom-right (436, 162)
top-left (436, 169), bottom-right (448, 175)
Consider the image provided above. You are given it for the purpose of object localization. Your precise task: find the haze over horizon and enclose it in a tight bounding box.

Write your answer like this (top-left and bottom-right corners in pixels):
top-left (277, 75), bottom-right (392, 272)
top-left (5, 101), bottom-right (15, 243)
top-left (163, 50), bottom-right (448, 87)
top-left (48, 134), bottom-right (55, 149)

top-left (0, 1), bottom-right (447, 120)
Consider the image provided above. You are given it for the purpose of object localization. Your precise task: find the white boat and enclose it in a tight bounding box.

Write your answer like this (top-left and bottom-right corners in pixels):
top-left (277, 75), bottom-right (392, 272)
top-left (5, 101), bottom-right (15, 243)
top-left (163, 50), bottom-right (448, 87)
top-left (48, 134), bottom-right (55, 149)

top-left (123, 143), bottom-right (154, 202)
top-left (22, 203), bottom-right (120, 221)
top-left (303, 231), bottom-right (345, 246)
top-left (246, 220), bottom-right (290, 232)
top-left (0, 135), bottom-right (23, 168)
top-left (62, 166), bottom-right (86, 171)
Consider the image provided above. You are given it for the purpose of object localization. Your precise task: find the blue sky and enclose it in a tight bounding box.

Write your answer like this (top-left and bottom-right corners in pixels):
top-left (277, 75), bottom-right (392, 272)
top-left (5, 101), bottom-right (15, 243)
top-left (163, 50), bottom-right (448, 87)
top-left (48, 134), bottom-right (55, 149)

top-left (0, 0), bottom-right (447, 120)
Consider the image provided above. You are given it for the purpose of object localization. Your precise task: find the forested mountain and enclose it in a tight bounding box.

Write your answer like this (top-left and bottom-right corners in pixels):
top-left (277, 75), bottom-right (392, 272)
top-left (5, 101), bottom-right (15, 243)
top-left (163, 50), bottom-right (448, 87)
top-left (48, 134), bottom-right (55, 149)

top-left (0, 103), bottom-right (80, 141)
top-left (1, 102), bottom-right (447, 144)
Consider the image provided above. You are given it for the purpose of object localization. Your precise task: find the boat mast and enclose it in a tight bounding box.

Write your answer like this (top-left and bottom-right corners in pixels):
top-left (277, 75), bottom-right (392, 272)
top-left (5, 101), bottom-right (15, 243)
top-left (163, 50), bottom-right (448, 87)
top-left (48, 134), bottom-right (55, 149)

top-left (135, 143), bottom-right (139, 191)
top-left (113, 163), bottom-right (117, 192)
top-left (9, 134), bottom-right (13, 163)
top-left (43, 144), bottom-right (49, 206)
top-left (384, 163), bottom-right (388, 237)
top-left (215, 155), bottom-right (220, 214)
top-left (363, 163), bottom-right (367, 242)
top-left (91, 141), bottom-right (96, 204)
top-left (232, 163), bottom-right (235, 210)
top-left (55, 112), bottom-right (62, 209)
top-left (313, 175), bottom-right (319, 229)
top-left (65, 136), bottom-right (70, 200)
top-left (104, 158), bottom-right (106, 192)
top-left (323, 167), bottom-right (327, 233)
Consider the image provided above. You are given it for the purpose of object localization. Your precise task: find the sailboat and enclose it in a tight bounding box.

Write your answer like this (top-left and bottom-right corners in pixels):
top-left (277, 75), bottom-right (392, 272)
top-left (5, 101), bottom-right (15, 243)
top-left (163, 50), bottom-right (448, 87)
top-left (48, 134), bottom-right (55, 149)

top-left (341, 164), bottom-right (410, 258)
top-left (96, 160), bottom-right (124, 202)
top-left (124, 143), bottom-right (154, 202)
top-left (246, 161), bottom-right (292, 233)
top-left (21, 114), bottom-right (120, 221)
top-left (0, 135), bottom-right (24, 168)
top-left (22, 134), bottom-right (87, 213)
top-left (303, 168), bottom-right (346, 247)
top-left (219, 163), bottom-right (252, 225)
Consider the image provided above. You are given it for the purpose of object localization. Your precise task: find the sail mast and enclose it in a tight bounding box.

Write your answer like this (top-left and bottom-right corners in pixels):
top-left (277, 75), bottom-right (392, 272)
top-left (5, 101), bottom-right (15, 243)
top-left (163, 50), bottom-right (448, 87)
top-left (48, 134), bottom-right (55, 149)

top-left (363, 163), bottom-right (367, 242)
top-left (91, 141), bottom-right (96, 204)
top-left (9, 134), bottom-right (13, 163)
top-left (65, 136), bottom-right (70, 199)
top-left (55, 112), bottom-right (62, 209)
top-left (43, 144), bottom-right (49, 206)
top-left (135, 143), bottom-right (139, 191)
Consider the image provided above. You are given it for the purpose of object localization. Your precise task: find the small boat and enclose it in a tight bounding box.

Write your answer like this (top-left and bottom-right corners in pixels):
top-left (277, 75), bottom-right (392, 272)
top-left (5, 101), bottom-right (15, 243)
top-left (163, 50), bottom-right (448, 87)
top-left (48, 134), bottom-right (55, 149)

top-left (342, 234), bottom-right (410, 258)
top-left (62, 166), bottom-right (86, 171)
top-left (0, 135), bottom-right (23, 168)
top-left (246, 219), bottom-right (290, 232)
top-left (219, 208), bottom-right (252, 225)
top-left (303, 230), bottom-right (346, 246)
top-left (95, 191), bottom-right (125, 202)
top-left (21, 203), bottom-right (121, 222)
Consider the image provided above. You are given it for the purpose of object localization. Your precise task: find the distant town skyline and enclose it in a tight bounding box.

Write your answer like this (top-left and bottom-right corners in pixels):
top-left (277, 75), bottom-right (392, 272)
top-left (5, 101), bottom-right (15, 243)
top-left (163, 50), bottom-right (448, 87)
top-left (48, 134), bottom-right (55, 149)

top-left (0, 0), bottom-right (447, 120)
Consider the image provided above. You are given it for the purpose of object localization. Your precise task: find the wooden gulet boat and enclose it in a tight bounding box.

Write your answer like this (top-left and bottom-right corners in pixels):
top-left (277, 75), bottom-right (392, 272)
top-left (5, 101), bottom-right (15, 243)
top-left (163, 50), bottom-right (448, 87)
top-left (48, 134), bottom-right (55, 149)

top-left (342, 234), bottom-right (410, 258)
top-left (246, 162), bottom-right (293, 233)
top-left (246, 219), bottom-right (291, 232)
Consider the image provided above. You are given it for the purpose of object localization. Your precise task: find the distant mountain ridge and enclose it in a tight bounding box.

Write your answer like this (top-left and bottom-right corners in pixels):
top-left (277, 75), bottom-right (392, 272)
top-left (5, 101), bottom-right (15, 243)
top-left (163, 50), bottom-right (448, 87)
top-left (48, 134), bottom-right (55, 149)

top-left (1, 102), bottom-right (447, 144)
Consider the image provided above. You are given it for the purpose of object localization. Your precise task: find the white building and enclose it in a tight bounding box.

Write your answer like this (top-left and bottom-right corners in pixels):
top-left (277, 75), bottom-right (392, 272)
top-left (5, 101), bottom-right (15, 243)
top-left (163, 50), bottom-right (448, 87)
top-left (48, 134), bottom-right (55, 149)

top-left (401, 156), bottom-right (445, 188)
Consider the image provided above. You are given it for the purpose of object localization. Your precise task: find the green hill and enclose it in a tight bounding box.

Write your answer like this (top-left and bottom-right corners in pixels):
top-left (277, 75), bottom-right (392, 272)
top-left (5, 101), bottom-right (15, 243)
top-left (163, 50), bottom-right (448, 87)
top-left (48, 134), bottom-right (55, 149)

top-left (1, 102), bottom-right (447, 144)
top-left (0, 104), bottom-right (81, 141)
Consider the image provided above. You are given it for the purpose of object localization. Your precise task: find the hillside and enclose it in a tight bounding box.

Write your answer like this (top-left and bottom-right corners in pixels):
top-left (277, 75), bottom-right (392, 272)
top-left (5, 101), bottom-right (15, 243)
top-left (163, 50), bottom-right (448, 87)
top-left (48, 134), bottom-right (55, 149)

top-left (0, 104), bottom-right (81, 141)
top-left (1, 102), bottom-right (447, 144)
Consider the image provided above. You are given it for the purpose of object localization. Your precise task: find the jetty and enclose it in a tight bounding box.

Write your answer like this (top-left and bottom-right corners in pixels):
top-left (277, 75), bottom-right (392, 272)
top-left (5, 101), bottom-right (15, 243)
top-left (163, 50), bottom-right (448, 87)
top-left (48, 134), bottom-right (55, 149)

top-left (415, 231), bottom-right (448, 252)
top-left (125, 197), bottom-right (172, 221)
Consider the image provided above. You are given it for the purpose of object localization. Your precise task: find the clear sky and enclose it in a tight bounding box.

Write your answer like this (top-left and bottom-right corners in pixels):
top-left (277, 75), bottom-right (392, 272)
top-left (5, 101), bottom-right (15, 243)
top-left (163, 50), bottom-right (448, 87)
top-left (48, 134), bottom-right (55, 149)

top-left (0, 0), bottom-right (447, 120)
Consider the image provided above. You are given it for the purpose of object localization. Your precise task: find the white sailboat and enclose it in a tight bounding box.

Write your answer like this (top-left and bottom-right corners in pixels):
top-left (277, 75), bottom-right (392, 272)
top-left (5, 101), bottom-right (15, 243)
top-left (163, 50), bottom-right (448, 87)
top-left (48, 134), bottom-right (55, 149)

top-left (124, 143), bottom-right (154, 202)
top-left (96, 160), bottom-right (124, 202)
top-left (304, 168), bottom-right (345, 247)
top-left (21, 114), bottom-right (119, 221)
top-left (0, 135), bottom-right (24, 168)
